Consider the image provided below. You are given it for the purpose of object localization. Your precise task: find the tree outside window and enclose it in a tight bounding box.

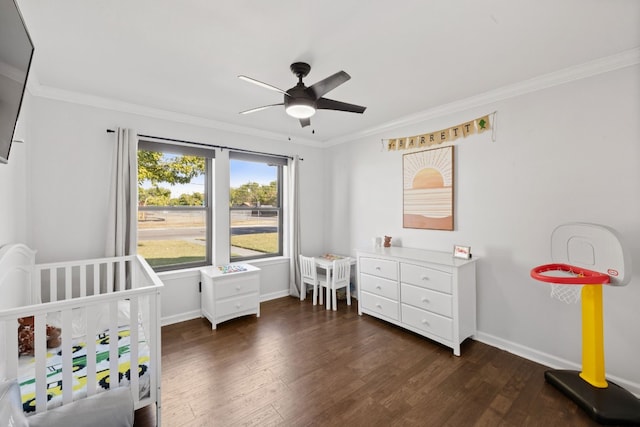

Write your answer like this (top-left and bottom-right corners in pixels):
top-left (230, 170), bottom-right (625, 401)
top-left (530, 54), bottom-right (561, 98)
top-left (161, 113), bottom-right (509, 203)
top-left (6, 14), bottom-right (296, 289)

top-left (137, 142), bottom-right (212, 270)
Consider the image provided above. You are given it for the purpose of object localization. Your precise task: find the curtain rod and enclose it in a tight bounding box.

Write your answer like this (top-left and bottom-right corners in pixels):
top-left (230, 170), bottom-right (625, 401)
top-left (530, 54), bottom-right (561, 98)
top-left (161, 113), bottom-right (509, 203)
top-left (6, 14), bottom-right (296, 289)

top-left (106, 129), bottom-right (302, 161)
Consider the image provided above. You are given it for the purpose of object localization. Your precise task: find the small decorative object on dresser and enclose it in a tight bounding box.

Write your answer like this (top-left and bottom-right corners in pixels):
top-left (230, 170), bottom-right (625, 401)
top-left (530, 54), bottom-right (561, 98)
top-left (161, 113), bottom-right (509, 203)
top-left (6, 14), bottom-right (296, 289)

top-left (200, 264), bottom-right (261, 329)
top-left (357, 246), bottom-right (477, 356)
top-left (453, 245), bottom-right (471, 259)
top-left (383, 236), bottom-right (392, 247)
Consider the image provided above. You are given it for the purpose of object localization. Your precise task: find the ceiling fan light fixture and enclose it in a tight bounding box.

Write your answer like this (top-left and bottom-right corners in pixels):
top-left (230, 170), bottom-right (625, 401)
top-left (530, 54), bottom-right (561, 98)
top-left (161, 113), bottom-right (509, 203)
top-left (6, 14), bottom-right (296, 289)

top-left (285, 103), bottom-right (316, 119)
top-left (239, 62), bottom-right (366, 127)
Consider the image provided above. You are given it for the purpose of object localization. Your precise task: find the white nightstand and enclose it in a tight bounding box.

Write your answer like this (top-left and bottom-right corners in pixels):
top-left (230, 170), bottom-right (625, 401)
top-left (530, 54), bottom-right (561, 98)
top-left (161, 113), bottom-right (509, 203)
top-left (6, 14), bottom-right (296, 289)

top-left (200, 264), bottom-right (261, 329)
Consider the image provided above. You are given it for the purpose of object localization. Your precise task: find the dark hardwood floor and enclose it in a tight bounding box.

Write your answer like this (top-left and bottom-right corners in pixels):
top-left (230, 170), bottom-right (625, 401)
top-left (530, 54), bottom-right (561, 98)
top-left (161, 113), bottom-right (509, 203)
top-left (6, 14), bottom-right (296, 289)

top-left (135, 296), bottom-right (616, 426)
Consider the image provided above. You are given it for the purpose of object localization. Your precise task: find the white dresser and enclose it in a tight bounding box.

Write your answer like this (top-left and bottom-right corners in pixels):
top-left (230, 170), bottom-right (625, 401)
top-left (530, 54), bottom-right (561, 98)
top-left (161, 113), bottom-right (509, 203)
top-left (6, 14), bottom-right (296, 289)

top-left (200, 264), bottom-right (261, 329)
top-left (357, 247), bottom-right (476, 356)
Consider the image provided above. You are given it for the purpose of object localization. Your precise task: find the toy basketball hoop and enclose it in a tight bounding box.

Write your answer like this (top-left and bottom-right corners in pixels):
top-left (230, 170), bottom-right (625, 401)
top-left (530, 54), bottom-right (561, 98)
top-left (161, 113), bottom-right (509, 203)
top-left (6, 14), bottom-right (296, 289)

top-left (530, 223), bottom-right (639, 424)
top-left (531, 263), bottom-right (610, 304)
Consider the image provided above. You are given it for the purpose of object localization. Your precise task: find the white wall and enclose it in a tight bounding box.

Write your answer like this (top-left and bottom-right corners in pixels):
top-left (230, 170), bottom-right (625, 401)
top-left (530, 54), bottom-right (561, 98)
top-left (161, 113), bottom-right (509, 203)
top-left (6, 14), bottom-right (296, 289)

top-left (0, 92), bottom-right (30, 247)
top-left (24, 96), bottom-right (327, 321)
top-left (9, 61), bottom-right (639, 395)
top-left (326, 64), bottom-right (640, 394)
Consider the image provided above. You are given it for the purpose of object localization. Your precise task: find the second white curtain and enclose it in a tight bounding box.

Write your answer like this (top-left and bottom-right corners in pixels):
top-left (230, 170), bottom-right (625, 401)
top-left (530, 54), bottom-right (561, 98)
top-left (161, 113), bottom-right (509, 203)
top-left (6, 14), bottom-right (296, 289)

top-left (288, 155), bottom-right (301, 297)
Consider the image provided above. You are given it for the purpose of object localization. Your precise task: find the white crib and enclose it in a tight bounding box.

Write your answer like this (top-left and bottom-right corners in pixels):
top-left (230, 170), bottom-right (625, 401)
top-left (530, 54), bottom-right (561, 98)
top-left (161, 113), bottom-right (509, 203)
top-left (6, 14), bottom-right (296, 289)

top-left (0, 243), bottom-right (163, 424)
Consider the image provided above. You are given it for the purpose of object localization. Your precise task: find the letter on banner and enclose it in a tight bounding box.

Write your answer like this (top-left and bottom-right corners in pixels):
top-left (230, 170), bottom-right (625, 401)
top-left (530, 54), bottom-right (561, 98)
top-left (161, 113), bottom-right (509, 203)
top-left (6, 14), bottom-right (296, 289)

top-left (476, 115), bottom-right (491, 133)
top-left (462, 121), bottom-right (476, 137)
top-left (428, 133), bottom-right (436, 144)
top-left (439, 130), bottom-right (448, 143)
top-left (387, 139), bottom-right (397, 151)
top-left (419, 135), bottom-right (428, 147)
top-left (407, 137), bottom-right (416, 149)
top-left (449, 126), bottom-right (461, 141)
top-left (398, 138), bottom-right (406, 150)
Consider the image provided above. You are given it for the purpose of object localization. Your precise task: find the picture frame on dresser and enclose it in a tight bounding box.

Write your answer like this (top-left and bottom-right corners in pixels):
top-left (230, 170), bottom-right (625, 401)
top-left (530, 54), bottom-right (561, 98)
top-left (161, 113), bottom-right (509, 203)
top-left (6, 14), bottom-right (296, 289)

top-left (453, 245), bottom-right (471, 259)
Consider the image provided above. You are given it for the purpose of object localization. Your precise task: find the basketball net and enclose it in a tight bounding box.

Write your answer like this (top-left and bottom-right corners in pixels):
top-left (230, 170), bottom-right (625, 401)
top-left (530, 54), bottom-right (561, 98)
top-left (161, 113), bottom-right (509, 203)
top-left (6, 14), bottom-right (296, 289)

top-left (550, 283), bottom-right (583, 304)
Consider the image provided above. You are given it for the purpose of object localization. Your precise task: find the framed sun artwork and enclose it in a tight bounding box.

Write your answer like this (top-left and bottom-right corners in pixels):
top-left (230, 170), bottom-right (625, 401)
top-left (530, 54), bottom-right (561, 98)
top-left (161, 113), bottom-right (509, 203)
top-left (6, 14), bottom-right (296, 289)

top-left (403, 146), bottom-right (454, 230)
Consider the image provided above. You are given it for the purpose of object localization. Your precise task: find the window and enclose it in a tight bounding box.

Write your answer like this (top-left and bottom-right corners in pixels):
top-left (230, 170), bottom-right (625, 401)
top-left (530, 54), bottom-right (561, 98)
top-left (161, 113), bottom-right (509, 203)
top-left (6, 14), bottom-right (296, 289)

top-left (137, 140), bottom-right (213, 270)
top-left (229, 151), bottom-right (285, 261)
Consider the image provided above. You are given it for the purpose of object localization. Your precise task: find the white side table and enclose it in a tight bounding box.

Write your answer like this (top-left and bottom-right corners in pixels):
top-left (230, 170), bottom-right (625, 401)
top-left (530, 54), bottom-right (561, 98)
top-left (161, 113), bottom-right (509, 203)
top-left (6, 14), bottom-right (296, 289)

top-left (200, 264), bottom-right (261, 329)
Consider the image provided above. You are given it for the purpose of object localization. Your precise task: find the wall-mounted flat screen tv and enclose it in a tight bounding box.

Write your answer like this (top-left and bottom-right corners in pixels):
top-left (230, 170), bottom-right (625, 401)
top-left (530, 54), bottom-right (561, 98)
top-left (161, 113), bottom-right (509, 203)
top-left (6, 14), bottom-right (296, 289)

top-left (0, 0), bottom-right (34, 164)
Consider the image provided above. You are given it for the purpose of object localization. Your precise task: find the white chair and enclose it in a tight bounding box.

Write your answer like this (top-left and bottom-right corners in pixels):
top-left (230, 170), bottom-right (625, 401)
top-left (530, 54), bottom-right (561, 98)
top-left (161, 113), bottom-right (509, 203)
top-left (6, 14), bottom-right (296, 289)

top-left (326, 258), bottom-right (351, 311)
top-left (299, 255), bottom-right (327, 305)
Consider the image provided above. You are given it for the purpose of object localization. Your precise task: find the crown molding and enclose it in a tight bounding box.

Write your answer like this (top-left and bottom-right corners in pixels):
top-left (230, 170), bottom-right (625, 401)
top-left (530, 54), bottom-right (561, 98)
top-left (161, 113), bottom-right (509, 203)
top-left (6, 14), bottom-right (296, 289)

top-left (26, 80), bottom-right (321, 147)
top-left (25, 48), bottom-right (639, 149)
top-left (324, 47), bottom-right (640, 146)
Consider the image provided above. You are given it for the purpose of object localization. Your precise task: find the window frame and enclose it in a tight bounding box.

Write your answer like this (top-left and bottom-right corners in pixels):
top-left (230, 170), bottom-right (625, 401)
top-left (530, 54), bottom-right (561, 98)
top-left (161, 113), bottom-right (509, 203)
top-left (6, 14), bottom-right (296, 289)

top-left (137, 140), bottom-right (213, 271)
top-left (229, 151), bottom-right (285, 262)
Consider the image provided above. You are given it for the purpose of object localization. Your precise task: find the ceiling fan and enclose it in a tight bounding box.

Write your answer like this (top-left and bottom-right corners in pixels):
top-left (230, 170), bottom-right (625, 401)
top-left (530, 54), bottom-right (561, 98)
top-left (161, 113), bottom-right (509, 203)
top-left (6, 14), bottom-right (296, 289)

top-left (238, 62), bottom-right (366, 128)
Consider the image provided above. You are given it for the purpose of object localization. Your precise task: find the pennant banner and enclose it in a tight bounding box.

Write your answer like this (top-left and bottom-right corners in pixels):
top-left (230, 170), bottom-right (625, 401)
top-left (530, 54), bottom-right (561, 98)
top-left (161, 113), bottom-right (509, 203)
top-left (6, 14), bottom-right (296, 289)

top-left (386, 113), bottom-right (493, 151)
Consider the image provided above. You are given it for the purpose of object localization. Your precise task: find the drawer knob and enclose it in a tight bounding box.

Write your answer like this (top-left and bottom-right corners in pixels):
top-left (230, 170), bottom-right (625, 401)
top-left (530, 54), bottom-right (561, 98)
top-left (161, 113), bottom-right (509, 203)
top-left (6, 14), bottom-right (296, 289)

top-left (375, 303), bottom-right (382, 309)
top-left (376, 285), bottom-right (382, 290)
top-left (421, 319), bottom-right (430, 326)
top-left (421, 276), bottom-right (430, 281)
top-left (235, 303), bottom-right (242, 308)
top-left (421, 297), bottom-right (430, 303)
top-left (376, 266), bottom-right (382, 271)
top-left (235, 286), bottom-right (242, 291)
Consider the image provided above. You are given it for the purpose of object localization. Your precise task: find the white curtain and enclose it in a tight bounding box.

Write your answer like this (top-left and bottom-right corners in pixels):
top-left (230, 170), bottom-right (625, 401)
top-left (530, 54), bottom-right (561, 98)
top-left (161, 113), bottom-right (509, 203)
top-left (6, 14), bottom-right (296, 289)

top-left (105, 128), bottom-right (138, 265)
top-left (288, 155), bottom-right (301, 297)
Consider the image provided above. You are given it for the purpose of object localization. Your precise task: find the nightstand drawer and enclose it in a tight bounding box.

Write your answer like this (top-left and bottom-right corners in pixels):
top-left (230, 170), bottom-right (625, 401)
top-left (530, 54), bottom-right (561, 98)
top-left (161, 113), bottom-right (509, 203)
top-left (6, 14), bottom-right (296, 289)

top-left (216, 293), bottom-right (259, 318)
top-left (401, 283), bottom-right (452, 317)
top-left (401, 263), bottom-right (451, 293)
top-left (402, 304), bottom-right (452, 341)
top-left (359, 257), bottom-right (397, 280)
top-left (215, 273), bottom-right (259, 299)
top-left (360, 291), bottom-right (399, 321)
top-left (360, 273), bottom-right (398, 300)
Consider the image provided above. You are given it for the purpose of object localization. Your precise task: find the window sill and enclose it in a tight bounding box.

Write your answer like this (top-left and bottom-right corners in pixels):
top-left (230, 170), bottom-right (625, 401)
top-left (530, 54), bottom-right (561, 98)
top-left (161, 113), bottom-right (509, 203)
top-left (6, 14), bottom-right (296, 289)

top-left (156, 256), bottom-right (290, 278)
top-left (244, 256), bottom-right (290, 267)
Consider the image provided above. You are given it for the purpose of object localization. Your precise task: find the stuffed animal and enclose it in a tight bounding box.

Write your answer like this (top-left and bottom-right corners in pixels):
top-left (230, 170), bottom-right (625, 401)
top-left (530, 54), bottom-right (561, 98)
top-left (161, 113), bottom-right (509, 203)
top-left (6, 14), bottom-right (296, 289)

top-left (17, 316), bottom-right (62, 356)
top-left (383, 236), bottom-right (392, 248)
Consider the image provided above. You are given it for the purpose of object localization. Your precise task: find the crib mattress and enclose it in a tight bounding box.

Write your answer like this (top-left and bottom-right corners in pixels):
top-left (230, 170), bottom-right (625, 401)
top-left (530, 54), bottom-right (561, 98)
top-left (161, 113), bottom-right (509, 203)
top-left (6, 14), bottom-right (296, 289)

top-left (17, 325), bottom-right (151, 414)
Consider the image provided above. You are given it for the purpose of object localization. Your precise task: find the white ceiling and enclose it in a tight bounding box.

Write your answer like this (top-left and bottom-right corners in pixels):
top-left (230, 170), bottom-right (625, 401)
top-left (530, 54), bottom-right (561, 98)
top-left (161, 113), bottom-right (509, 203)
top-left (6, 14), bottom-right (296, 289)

top-left (15, 0), bottom-right (640, 144)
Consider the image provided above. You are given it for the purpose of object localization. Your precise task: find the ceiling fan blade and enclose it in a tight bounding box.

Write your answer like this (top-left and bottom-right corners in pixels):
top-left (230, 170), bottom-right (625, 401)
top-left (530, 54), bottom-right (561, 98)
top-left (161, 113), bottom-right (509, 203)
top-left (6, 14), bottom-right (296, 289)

top-left (238, 75), bottom-right (290, 96)
top-left (239, 103), bottom-right (284, 115)
top-left (308, 71), bottom-right (350, 99)
top-left (299, 118), bottom-right (311, 128)
top-left (316, 97), bottom-right (366, 114)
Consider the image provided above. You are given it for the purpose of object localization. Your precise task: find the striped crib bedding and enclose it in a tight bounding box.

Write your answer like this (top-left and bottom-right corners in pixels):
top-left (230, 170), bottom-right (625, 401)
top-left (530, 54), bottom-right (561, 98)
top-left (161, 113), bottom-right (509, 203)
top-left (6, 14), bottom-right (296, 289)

top-left (18, 325), bottom-right (150, 414)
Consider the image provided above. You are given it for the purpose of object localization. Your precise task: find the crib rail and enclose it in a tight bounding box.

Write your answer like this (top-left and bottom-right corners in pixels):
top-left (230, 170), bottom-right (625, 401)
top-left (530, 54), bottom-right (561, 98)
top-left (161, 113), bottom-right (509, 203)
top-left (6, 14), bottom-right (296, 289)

top-left (33, 255), bottom-right (159, 302)
top-left (0, 254), bottom-right (162, 417)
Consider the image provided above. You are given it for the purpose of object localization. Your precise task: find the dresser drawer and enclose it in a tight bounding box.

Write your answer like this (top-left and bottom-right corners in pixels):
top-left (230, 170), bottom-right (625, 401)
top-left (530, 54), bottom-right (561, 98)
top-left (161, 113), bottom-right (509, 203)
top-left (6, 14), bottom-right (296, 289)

top-left (360, 292), bottom-right (399, 321)
top-left (359, 257), bottom-right (397, 280)
top-left (216, 293), bottom-right (258, 318)
top-left (215, 274), bottom-right (259, 299)
top-left (402, 304), bottom-right (452, 341)
top-left (400, 263), bottom-right (451, 293)
top-left (401, 283), bottom-right (452, 317)
top-left (360, 273), bottom-right (398, 300)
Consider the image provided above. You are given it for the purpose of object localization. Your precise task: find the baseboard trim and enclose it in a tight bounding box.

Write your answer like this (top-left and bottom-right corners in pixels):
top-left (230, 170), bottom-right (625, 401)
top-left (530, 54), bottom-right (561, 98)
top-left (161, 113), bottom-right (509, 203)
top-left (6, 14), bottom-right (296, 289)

top-left (161, 310), bottom-right (202, 327)
top-left (260, 290), bottom-right (290, 302)
top-left (475, 331), bottom-right (640, 397)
